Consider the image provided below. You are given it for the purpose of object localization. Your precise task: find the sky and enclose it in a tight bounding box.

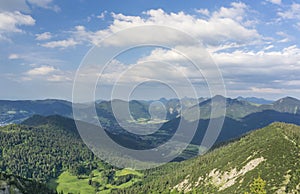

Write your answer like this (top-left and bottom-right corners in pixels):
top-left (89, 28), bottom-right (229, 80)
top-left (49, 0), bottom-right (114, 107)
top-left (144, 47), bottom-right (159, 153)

top-left (1, 0), bottom-right (300, 101)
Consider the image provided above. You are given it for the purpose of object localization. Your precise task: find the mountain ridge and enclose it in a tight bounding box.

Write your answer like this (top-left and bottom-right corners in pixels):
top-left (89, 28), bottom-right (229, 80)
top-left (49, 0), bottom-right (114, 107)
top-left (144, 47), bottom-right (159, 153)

top-left (114, 122), bottom-right (300, 193)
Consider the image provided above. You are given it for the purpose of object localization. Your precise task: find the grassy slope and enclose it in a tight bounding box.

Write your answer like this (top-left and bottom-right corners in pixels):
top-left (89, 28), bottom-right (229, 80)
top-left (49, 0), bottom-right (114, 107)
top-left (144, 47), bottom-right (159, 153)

top-left (49, 168), bottom-right (143, 194)
top-left (115, 122), bottom-right (300, 193)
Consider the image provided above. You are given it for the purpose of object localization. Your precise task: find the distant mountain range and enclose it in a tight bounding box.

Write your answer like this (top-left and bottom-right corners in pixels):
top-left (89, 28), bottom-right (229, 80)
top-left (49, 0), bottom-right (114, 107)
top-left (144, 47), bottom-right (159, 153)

top-left (1, 95), bottom-right (298, 161)
top-left (0, 96), bottom-right (293, 126)
top-left (236, 96), bottom-right (273, 104)
top-left (0, 99), bottom-right (73, 125)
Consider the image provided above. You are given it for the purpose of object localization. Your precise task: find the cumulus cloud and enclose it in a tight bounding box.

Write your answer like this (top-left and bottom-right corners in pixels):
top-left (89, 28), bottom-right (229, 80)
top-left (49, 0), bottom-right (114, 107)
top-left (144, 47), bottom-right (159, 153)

top-left (0, 11), bottom-right (35, 41)
top-left (40, 38), bottom-right (78, 48)
top-left (0, 0), bottom-right (59, 41)
top-left (94, 43), bottom-right (300, 97)
top-left (6, 1), bottom-right (297, 98)
top-left (26, 65), bottom-right (56, 76)
top-left (211, 45), bottom-right (300, 94)
top-left (66, 3), bottom-right (300, 97)
top-left (0, 11), bottom-right (35, 33)
top-left (23, 65), bottom-right (72, 82)
top-left (63, 3), bottom-right (261, 48)
top-left (35, 32), bottom-right (52, 40)
top-left (212, 45), bottom-right (300, 74)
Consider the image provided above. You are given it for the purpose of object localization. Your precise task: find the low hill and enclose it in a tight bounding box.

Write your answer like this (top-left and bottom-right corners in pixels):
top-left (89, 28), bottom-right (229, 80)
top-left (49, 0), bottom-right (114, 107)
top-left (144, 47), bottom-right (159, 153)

top-left (22, 114), bottom-right (79, 135)
top-left (115, 122), bottom-right (300, 193)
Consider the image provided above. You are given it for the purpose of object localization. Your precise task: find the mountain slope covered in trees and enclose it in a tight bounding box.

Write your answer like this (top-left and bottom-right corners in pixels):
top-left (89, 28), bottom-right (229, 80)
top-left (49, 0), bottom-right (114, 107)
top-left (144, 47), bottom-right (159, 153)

top-left (0, 115), bottom-right (146, 193)
top-left (115, 122), bottom-right (300, 193)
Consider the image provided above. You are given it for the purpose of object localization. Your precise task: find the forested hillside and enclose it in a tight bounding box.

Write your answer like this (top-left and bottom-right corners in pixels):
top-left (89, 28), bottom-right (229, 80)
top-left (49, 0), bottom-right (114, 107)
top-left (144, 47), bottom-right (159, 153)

top-left (115, 123), bottom-right (300, 193)
top-left (0, 115), bottom-right (144, 193)
top-left (0, 121), bottom-right (95, 182)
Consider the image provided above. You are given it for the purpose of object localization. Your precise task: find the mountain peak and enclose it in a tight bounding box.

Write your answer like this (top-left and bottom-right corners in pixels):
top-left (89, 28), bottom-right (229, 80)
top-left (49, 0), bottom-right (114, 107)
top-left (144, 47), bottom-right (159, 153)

top-left (275, 96), bottom-right (300, 104)
top-left (211, 95), bottom-right (226, 100)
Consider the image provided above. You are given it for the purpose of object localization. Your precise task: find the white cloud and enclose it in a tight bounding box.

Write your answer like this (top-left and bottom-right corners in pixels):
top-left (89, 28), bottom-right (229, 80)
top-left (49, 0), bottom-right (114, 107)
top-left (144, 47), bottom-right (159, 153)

top-left (114, 43), bottom-right (300, 96)
top-left (22, 65), bottom-right (72, 82)
top-left (196, 9), bottom-right (210, 16)
top-left (263, 45), bottom-right (274, 50)
top-left (81, 58), bottom-right (203, 88)
top-left (47, 74), bottom-right (72, 82)
top-left (278, 3), bottom-right (300, 20)
top-left (26, 65), bottom-right (56, 76)
top-left (0, 11), bottom-right (35, 33)
top-left (0, 11), bottom-right (35, 41)
top-left (212, 2), bottom-right (247, 21)
top-left (97, 11), bottom-right (107, 19)
top-left (8, 53), bottom-right (20, 59)
top-left (69, 4), bottom-right (261, 48)
top-left (35, 32), bottom-right (52, 40)
top-left (267, 0), bottom-right (281, 5)
top-left (40, 38), bottom-right (78, 48)
top-left (278, 38), bottom-right (289, 43)
top-left (213, 45), bottom-right (300, 69)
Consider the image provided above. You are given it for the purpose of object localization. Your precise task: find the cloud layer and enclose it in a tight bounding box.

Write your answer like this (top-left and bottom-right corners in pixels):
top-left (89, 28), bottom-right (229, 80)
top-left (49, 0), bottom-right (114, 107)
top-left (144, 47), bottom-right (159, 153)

top-left (2, 1), bottom-right (300, 100)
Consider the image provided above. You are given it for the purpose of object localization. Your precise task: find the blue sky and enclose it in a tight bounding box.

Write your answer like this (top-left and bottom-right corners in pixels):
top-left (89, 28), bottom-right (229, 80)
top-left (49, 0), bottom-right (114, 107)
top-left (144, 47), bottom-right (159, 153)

top-left (1, 0), bottom-right (300, 101)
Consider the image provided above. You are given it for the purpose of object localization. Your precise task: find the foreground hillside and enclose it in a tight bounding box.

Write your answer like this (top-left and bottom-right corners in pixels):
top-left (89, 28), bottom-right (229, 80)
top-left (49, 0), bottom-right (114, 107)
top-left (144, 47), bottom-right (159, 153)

top-left (115, 123), bottom-right (300, 193)
top-left (0, 115), bottom-right (144, 193)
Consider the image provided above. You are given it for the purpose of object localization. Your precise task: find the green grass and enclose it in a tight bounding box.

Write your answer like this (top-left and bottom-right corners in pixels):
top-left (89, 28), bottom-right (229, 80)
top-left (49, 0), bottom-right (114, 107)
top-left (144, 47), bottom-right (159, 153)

top-left (48, 168), bottom-right (143, 194)
top-left (115, 168), bottom-right (143, 177)
top-left (52, 171), bottom-right (96, 194)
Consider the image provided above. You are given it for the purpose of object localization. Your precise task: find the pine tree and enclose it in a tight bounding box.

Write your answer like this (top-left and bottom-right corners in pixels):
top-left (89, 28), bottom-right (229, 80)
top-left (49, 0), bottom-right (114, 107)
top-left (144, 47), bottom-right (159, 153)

top-left (246, 175), bottom-right (267, 194)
